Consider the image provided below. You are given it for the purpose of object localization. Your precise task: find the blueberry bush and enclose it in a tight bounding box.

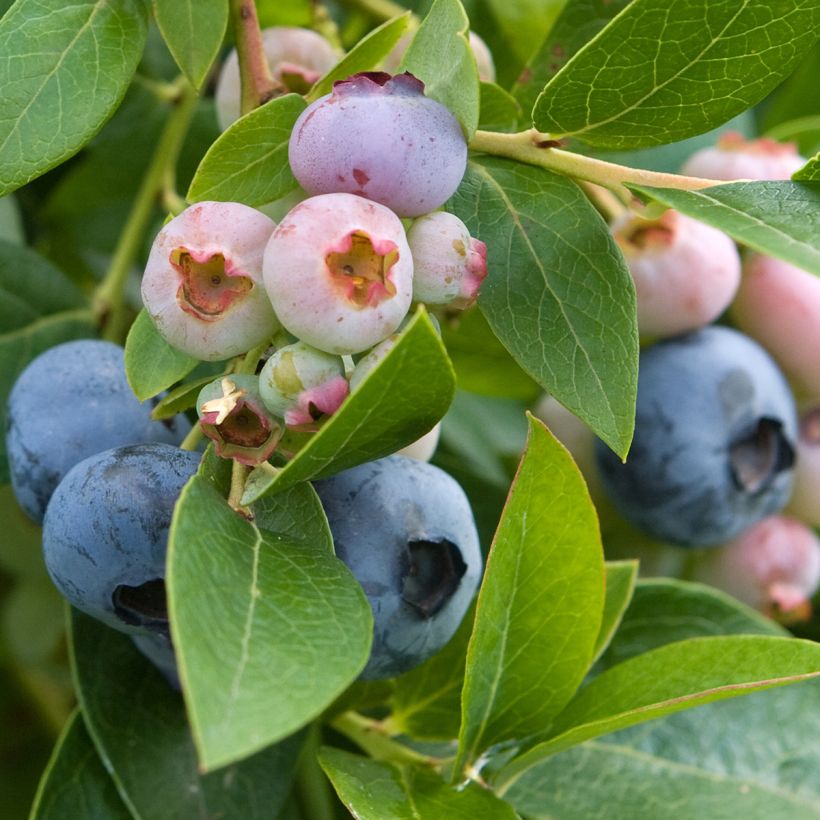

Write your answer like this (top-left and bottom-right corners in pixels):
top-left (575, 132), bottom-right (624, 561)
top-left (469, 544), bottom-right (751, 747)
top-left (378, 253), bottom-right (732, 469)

top-left (2, 0), bottom-right (820, 817)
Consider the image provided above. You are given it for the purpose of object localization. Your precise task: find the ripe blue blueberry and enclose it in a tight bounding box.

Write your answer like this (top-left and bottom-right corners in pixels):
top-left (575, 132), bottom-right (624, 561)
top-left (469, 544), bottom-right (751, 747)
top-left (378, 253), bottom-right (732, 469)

top-left (41, 443), bottom-right (201, 635)
top-left (314, 455), bottom-right (482, 679)
top-left (596, 327), bottom-right (797, 547)
top-left (6, 340), bottom-right (190, 523)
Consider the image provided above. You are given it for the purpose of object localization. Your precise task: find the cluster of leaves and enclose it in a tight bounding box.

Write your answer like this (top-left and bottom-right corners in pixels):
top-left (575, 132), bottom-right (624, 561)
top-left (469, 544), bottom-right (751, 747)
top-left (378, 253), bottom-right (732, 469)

top-left (0, 0), bottom-right (819, 817)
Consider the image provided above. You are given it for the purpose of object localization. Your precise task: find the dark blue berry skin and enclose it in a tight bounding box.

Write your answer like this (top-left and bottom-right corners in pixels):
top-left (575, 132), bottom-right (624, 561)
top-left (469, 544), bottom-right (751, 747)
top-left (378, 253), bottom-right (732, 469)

top-left (314, 455), bottom-right (482, 679)
top-left (42, 443), bottom-right (200, 635)
top-left (6, 340), bottom-right (190, 523)
top-left (596, 327), bottom-right (797, 547)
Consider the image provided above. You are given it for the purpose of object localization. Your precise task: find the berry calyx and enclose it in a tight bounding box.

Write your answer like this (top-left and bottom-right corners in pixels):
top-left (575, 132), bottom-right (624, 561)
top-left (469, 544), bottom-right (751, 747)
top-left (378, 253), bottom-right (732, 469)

top-left (197, 375), bottom-right (283, 465)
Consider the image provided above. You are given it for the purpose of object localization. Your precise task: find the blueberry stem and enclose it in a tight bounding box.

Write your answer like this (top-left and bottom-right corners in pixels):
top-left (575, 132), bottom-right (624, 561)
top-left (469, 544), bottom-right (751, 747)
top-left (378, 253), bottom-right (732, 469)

top-left (294, 723), bottom-right (337, 820)
top-left (469, 129), bottom-right (728, 203)
top-left (228, 460), bottom-right (250, 513)
top-left (93, 78), bottom-right (198, 342)
top-left (229, 0), bottom-right (281, 116)
top-left (235, 341), bottom-right (270, 376)
top-left (179, 423), bottom-right (204, 452)
top-left (331, 711), bottom-right (441, 768)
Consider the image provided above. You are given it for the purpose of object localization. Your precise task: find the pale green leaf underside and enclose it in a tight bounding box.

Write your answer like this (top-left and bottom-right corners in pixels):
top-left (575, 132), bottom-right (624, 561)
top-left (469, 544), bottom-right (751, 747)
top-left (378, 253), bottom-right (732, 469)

top-left (628, 181), bottom-right (820, 276)
top-left (153, 0), bottom-right (228, 90)
top-left (187, 94), bottom-right (305, 206)
top-left (124, 309), bottom-right (198, 401)
top-left (455, 416), bottom-right (605, 772)
top-left (241, 309), bottom-right (454, 503)
top-left (168, 476), bottom-right (372, 770)
top-left (320, 748), bottom-right (519, 820)
top-left (500, 635), bottom-right (820, 779)
top-left (534, 0), bottom-right (820, 149)
top-left (0, 0), bottom-right (147, 194)
top-left (450, 157), bottom-right (638, 458)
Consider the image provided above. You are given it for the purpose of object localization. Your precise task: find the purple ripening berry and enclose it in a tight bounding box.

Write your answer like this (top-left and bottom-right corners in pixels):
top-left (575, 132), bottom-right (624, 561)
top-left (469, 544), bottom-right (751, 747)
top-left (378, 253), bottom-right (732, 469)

top-left (288, 72), bottom-right (468, 217)
top-left (141, 202), bottom-right (279, 361)
top-left (263, 193), bottom-right (413, 355)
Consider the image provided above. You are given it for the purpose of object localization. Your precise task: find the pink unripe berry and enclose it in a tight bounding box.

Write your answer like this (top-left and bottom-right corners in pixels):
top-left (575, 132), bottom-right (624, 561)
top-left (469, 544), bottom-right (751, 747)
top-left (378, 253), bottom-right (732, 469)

top-left (288, 72), bottom-right (467, 218)
top-left (692, 515), bottom-right (820, 623)
top-left (215, 27), bottom-right (340, 130)
top-left (197, 375), bottom-right (283, 465)
top-left (263, 193), bottom-right (413, 355)
top-left (259, 341), bottom-right (349, 427)
top-left (681, 132), bottom-right (805, 181)
top-left (406, 212), bottom-right (487, 308)
top-left (786, 407), bottom-right (820, 527)
top-left (730, 254), bottom-right (820, 396)
top-left (142, 202), bottom-right (278, 361)
top-left (612, 210), bottom-right (740, 339)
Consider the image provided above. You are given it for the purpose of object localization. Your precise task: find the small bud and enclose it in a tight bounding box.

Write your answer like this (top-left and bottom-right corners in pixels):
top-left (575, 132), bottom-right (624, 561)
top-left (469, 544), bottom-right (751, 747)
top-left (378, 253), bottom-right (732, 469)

top-left (197, 376), bottom-right (282, 465)
top-left (259, 342), bottom-right (349, 427)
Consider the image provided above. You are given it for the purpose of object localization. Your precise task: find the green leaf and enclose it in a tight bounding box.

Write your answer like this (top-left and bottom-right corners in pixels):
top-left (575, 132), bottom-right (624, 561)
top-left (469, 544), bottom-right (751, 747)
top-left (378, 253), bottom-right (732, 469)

top-left (533, 0), bottom-right (820, 149)
top-left (512, 0), bottom-right (630, 125)
top-left (627, 181), bottom-right (820, 276)
top-left (478, 82), bottom-right (522, 133)
top-left (481, 0), bottom-right (566, 67)
top-left (153, 0), bottom-right (228, 90)
top-left (439, 392), bottom-right (528, 489)
top-left (502, 734), bottom-right (820, 820)
top-left (0, 309), bottom-right (95, 481)
top-left (450, 156), bottom-right (638, 458)
top-left (308, 13), bottom-right (412, 101)
top-left (454, 415), bottom-right (605, 773)
top-left (167, 475), bottom-right (372, 770)
top-left (502, 580), bottom-right (820, 820)
top-left (149, 374), bottom-right (216, 419)
top-left (389, 605), bottom-right (474, 741)
top-left (187, 94), bottom-right (305, 207)
top-left (0, 0), bottom-right (149, 195)
top-left (30, 711), bottom-right (130, 820)
top-left (0, 240), bottom-right (85, 336)
top-left (0, 195), bottom-right (23, 244)
top-left (794, 153), bottom-right (820, 181)
top-left (499, 635), bottom-right (820, 778)
top-left (69, 610), bottom-right (305, 818)
top-left (319, 748), bottom-right (519, 820)
top-left (596, 578), bottom-right (783, 673)
top-left (241, 309), bottom-right (455, 504)
top-left (401, 0), bottom-right (480, 139)
top-left (440, 308), bottom-right (540, 401)
top-left (590, 560), bottom-right (637, 665)
top-left (124, 309), bottom-right (199, 401)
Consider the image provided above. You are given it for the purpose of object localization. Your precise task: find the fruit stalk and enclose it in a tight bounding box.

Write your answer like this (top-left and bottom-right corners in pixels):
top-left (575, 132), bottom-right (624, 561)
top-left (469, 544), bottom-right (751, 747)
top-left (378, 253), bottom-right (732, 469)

top-left (469, 129), bottom-right (727, 202)
top-left (93, 80), bottom-right (198, 342)
top-left (229, 0), bottom-right (280, 116)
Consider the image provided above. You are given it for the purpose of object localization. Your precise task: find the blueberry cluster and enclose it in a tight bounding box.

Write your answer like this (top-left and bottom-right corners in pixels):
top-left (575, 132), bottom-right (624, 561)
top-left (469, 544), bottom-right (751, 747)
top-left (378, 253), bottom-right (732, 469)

top-left (143, 71), bottom-right (487, 466)
top-left (5, 64), bottom-right (488, 686)
top-left (539, 134), bottom-right (820, 623)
